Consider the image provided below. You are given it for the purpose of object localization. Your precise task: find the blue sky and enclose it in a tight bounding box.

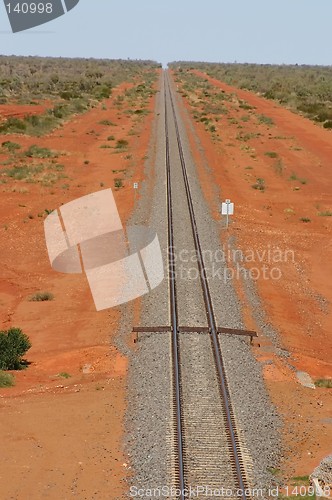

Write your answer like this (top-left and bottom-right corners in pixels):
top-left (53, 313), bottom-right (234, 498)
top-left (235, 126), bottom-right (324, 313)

top-left (1, 0), bottom-right (331, 66)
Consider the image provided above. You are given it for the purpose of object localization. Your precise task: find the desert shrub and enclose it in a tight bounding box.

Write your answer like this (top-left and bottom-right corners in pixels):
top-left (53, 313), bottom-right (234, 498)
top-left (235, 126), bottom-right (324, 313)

top-left (258, 114), bottom-right (274, 126)
top-left (116, 139), bottom-right (129, 149)
top-left (1, 141), bottom-right (21, 152)
top-left (265, 151), bottom-right (278, 158)
top-left (323, 120), bottom-right (332, 129)
top-left (99, 119), bottom-right (114, 126)
top-left (252, 178), bottom-right (265, 191)
top-left (0, 117), bottom-right (27, 134)
top-left (114, 178), bottom-right (123, 188)
top-left (29, 291), bottom-right (54, 302)
top-left (315, 379), bottom-right (332, 388)
top-left (93, 84), bottom-right (112, 100)
top-left (25, 145), bottom-right (56, 158)
top-left (0, 328), bottom-right (31, 370)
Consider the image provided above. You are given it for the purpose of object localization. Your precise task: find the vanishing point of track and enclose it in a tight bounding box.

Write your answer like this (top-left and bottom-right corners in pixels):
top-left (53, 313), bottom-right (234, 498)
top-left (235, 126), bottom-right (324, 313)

top-left (164, 72), bottom-right (249, 499)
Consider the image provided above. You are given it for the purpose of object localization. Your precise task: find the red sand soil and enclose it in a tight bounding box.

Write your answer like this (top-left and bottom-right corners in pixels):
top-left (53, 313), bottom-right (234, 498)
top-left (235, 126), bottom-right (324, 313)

top-left (0, 102), bottom-right (51, 121)
top-left (173, 70), bottom-right (332, 481)
top-left (0, 75), bottom-right (159, 498)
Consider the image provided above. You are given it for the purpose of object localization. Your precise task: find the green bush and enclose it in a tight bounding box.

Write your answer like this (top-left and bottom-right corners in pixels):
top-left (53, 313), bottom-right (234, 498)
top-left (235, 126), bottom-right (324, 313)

top-left (0, 328), bottom-right (31, 371)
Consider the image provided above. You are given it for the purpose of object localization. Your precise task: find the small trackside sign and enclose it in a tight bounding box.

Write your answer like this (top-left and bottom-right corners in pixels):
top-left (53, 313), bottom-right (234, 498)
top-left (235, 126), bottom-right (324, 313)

top-left (221, 199), bottom-right (234, 216)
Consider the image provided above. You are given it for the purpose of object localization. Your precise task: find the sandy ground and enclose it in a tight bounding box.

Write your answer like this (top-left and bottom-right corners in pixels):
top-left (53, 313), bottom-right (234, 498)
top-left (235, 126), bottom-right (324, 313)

top-left (0, 74), bottom-right (158, 499)
top-left (174, 70), bottom-right (332, 481)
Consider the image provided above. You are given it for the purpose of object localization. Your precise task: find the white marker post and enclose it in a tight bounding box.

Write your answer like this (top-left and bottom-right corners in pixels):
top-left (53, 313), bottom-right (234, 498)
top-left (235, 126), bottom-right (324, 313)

top-left (221, 199), bottom-right (234, 229)
top-left (133, 182), bottom-right (138, 203)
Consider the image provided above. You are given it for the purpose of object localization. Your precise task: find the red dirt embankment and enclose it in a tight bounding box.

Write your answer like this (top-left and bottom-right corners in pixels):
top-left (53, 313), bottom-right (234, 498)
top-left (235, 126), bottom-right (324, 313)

top-left (0, 74), bottom-right (159, 499)
top-left (175, 69), bottom-right (332, 480)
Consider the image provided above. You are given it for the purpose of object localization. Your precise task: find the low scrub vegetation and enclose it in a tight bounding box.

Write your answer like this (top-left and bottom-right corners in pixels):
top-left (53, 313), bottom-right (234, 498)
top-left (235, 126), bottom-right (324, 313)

top-left (0, 56), bottom-right (160, 136)
top-left (170, 62), bottom-right (332, 127)
top-left (2, 163), bottom-right (66, 185)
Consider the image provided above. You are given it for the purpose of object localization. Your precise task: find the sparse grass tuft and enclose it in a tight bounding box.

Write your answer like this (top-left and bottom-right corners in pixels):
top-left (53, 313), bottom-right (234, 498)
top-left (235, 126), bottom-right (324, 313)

top-left (289, 172), bottom-right (307, 184)
top-left (274, 159), bottom-right (284, 175)
top-left (0, 371), bottom-right (15, 388)
top-left (318, 211), bottom-right (332, 217)
top-left (258, 114), bottom-right (275, 126)
top-left (58, 372), bottom-right (71, 379)
top-left (315, 378), bottom-right (332, 388)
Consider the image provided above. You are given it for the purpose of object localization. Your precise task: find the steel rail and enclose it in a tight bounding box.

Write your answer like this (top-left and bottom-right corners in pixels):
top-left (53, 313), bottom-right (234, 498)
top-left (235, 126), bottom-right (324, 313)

top-left (165, 72), bottom-right (248, 500)
top-left (164, 78), bottom-right (186, 500)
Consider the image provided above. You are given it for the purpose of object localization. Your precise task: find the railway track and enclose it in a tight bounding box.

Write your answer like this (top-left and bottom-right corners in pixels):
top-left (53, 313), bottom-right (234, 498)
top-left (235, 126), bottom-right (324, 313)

top-left (164, 72), bottom-right (250, 499)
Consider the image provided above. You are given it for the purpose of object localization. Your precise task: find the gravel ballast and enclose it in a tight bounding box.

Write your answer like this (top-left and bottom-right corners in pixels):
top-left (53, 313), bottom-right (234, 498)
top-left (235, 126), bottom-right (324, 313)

top-left (115, 72), bottom-right (282, 498)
